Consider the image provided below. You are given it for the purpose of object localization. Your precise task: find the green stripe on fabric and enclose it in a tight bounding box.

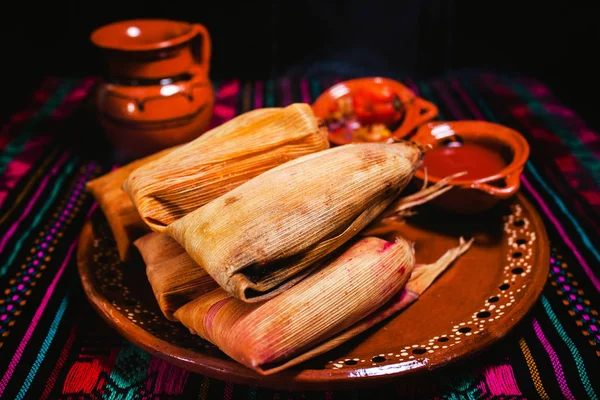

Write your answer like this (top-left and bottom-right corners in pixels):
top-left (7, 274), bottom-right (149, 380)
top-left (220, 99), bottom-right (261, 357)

top-left (459, 75), bottom-right (600, 264)
top-left (417, 82), bottom-right (447, 120)
top-left (527, 163), bottom-right (600, 263)
top-left (310, 79), bottom-right (322, 102)
top-left (104, 345), bottom-right (151, 400)
top-left (0, 80), bottom-right (75, 175)
top-left (15, 296), bottom-right (69, 400)
top-left (0, 157), bottom-right (80, 276)
top-left (265, 80), bottom-right (275, 107)
top-left (541, 296), bottom-right (598, 400)
top-left (500, 76), bottom-right (600, 181)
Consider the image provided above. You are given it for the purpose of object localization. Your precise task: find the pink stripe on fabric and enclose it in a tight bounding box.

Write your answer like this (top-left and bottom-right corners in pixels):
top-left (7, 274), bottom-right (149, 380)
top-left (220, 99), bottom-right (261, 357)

top-left (522, 176), bottom-right (600, 292)
top-left (451, 80), bottom-right (486, 120)
top-left (146, 357), bottom-right (189, 396)
top-left (483, 363), bottom-right (522, 396)
top-left (0, 239), bottom-right (78, 395)
top-left (254, 81), bottom-right (264, 109)
top-left (0, 152), bottom-right (70, 252)
top-left (532, 318), bottom-right (575, 400)
top-left (300, 79), bottom-right (311, 103)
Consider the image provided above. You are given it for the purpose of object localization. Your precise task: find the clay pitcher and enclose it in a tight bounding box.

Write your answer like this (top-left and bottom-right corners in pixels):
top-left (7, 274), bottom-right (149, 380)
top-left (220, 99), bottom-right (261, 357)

top-left (91, 19), bottom-right (214, 159)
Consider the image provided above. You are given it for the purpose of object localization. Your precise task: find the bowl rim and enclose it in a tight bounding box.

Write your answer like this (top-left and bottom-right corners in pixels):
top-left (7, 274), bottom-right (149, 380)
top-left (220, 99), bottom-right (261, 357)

top-left (311, 77), bottom-right (438, 144)
top-left (412, 120), bottom-right (530, 186)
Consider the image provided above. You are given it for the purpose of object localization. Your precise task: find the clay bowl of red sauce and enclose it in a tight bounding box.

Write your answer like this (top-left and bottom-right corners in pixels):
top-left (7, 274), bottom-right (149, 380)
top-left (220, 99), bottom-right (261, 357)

top-left (312, 77), bottom-right (438, 146)
top-left (411, 120), bottom-right (530, 213)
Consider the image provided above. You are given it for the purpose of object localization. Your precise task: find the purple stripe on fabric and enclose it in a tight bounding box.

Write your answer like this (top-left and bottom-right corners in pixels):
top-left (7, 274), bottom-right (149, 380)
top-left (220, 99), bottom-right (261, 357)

top-left (532, 318), bottom-right (576, 400)
top-left (281, 78), bottom-right (292, 106)
top-left (450, 80), bottom-right (486, 120)
top-left (300, 79), bottom-right (311, 103)
top-left (145, 357), bottom-right (189, 396)
top-left (522, 176), bottom-right (600, 292)
top-left (0, 239), bottom-right (78, 395)
top-left (431, 80), bottom-right (463, 118)
top-left (0, 152), bottom-right (70, 252)
top-left (403, 77), bottom-right (419, 96)
top-left (254, 81), bottom-right (264, 109)
top-left (483, 363), bottom-right (522, 396)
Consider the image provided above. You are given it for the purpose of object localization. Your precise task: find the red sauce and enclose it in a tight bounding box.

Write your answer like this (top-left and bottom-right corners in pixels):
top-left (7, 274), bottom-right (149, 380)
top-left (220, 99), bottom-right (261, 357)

top-left (422, 142), bottom-right (507, 180)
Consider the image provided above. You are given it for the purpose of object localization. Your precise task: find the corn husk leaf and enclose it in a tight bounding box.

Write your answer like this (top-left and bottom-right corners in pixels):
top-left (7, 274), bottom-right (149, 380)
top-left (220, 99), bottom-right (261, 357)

top-left (174, 236), bottom-right (415, 374)
top-left (123, 104), bottom-right (329, 232)
top-left (86, 147), bottom-right (174, 261)
top-left (134, 232), bottom-right (218, 321)
top-left (167, 142), bottom-right (423, 302)
top-left (173, 236), bottom-right (472, 375)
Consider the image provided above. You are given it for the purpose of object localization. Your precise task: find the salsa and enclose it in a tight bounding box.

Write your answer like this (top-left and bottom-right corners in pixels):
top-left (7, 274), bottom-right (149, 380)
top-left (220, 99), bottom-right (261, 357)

top-left (422, 142), bottom-right (507, 180)
top-left (324, 87), bottom-right (405, 142)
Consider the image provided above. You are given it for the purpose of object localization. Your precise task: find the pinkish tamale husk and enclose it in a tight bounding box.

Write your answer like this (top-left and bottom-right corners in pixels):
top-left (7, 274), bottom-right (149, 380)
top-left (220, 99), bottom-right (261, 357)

top-left (173, 236), bottom-right (472, 375)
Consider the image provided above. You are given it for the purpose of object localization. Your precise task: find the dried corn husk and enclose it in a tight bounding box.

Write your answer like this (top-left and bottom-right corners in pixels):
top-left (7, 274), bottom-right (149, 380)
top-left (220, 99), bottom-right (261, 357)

top-left (86, 108), bottom-right (287, 260)
top-left (174, 236), bottom-right (473, 375)
top-left (134, 232), bottom-right (218, 321)
top-left (166, 142), bottom-right (423, 302)
top-left (86, 147), bottom-right (174, 261)
top-left (123, 104), bottom-right (329, 232)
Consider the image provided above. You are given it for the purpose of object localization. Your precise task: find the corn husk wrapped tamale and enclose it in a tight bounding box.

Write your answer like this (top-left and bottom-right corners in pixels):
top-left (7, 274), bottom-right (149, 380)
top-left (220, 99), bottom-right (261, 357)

top-left (87, 107), bottom-right (310, 260)
top-left (86, 147), bottom-right (174, 261)
top-left (166, 142), bottom-right (423, 302)
top-left (123, 104), bottom-right (329, 232)
top-left (134, 232), bottom-right (218, 320)
top-left (173, 236), bottom-right (473, 375)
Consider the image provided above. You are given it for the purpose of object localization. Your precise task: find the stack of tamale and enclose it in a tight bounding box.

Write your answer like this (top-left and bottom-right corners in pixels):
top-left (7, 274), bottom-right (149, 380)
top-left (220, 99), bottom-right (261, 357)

top-left (86, 103), bottom-right (472, 375)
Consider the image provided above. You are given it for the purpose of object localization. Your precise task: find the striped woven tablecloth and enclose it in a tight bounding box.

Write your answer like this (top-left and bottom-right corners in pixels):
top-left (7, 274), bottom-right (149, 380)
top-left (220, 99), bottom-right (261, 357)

top-left (0, 72), bottom-right (599, 399)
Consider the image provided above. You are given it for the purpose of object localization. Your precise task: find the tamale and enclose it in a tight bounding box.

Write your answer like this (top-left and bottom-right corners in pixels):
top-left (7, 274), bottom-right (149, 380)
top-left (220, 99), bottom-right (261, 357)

top-left (86, 108), bottom-right (293, 260)
top-left (86, 147), bottom-right (174, 261)
top-left (174, 236), bottom-right (473, 375)
top-left (123, 104), bottom-right (329, 232)
top-left (134, 232), bottom-right (218, 321)
top-left (166, 142), bottom-right (424, 302)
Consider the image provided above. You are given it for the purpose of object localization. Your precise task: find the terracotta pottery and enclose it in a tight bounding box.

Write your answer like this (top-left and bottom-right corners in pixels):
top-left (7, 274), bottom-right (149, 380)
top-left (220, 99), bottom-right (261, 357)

top-left (91, 20), bottom-right (214, 159)
top-left (411, 121), bottom-right (530, 214)
top-left (77, 193), bottom-right (548, 389)
top-left (312, 77), bottom-right (438, 145)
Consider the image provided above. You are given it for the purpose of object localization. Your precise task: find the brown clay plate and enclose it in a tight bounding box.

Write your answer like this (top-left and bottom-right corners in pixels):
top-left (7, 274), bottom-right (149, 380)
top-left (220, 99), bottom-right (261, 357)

top-left (77, 193), bottom-right (549, 390)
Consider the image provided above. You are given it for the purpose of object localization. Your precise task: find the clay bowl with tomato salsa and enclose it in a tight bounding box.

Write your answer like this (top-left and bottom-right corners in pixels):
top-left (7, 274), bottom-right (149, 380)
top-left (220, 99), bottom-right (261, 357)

top-left (411, 121), bottom-right (530, 214)
top-left (312, 77), bottom-right (438, 145)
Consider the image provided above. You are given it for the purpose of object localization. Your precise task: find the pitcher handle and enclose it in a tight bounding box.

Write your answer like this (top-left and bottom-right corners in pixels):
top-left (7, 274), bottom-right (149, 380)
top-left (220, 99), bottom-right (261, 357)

top-left (192, 23), bottom-right (211, 76)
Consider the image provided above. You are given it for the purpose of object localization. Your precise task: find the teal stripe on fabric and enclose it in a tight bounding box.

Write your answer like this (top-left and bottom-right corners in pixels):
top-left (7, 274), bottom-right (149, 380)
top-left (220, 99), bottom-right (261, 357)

top-left (0, 80), bottom-right (75, 175)
top-left (500, 76), bottom-right (600, 181)
top-left (265, 80), bottom-right (275, 107)
top-left (0, 157), bottom-right (80, 276)
top-left (459, 75), bottom-right (600, 264)
top-left (104, 344), bottom-right (151, 400)
top-left (527, 163), bottom-right (600, 263)
top-left (541, 296), bottom-right (598, 400)
top-left (310, 79), bottom-right (322, 102)
top-left (15, 296), bottom-right (69, 400)
top-left (418, 82), bottom-right (447, 120)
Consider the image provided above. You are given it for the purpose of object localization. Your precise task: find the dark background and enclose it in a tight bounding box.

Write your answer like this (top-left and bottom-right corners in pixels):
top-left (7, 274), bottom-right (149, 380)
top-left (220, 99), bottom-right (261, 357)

top-left (5, 0), bottom-right (600, 129)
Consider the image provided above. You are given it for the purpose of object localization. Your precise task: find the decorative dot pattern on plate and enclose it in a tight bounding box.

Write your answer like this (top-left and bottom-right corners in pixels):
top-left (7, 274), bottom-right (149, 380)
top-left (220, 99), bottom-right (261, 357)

top-left (89, 214), bottom-right (221, 355)
top-left (329, 203), bottom-right (537, 369)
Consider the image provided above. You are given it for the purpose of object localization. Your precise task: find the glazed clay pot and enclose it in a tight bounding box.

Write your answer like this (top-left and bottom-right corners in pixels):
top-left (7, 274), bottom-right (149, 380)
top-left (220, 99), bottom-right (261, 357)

top-left (312, 77), bottom-right (438, 146)
top-left (91, 20), bottom-right (214, 158)
top-left (411, 121), bottom-right (530, 214)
